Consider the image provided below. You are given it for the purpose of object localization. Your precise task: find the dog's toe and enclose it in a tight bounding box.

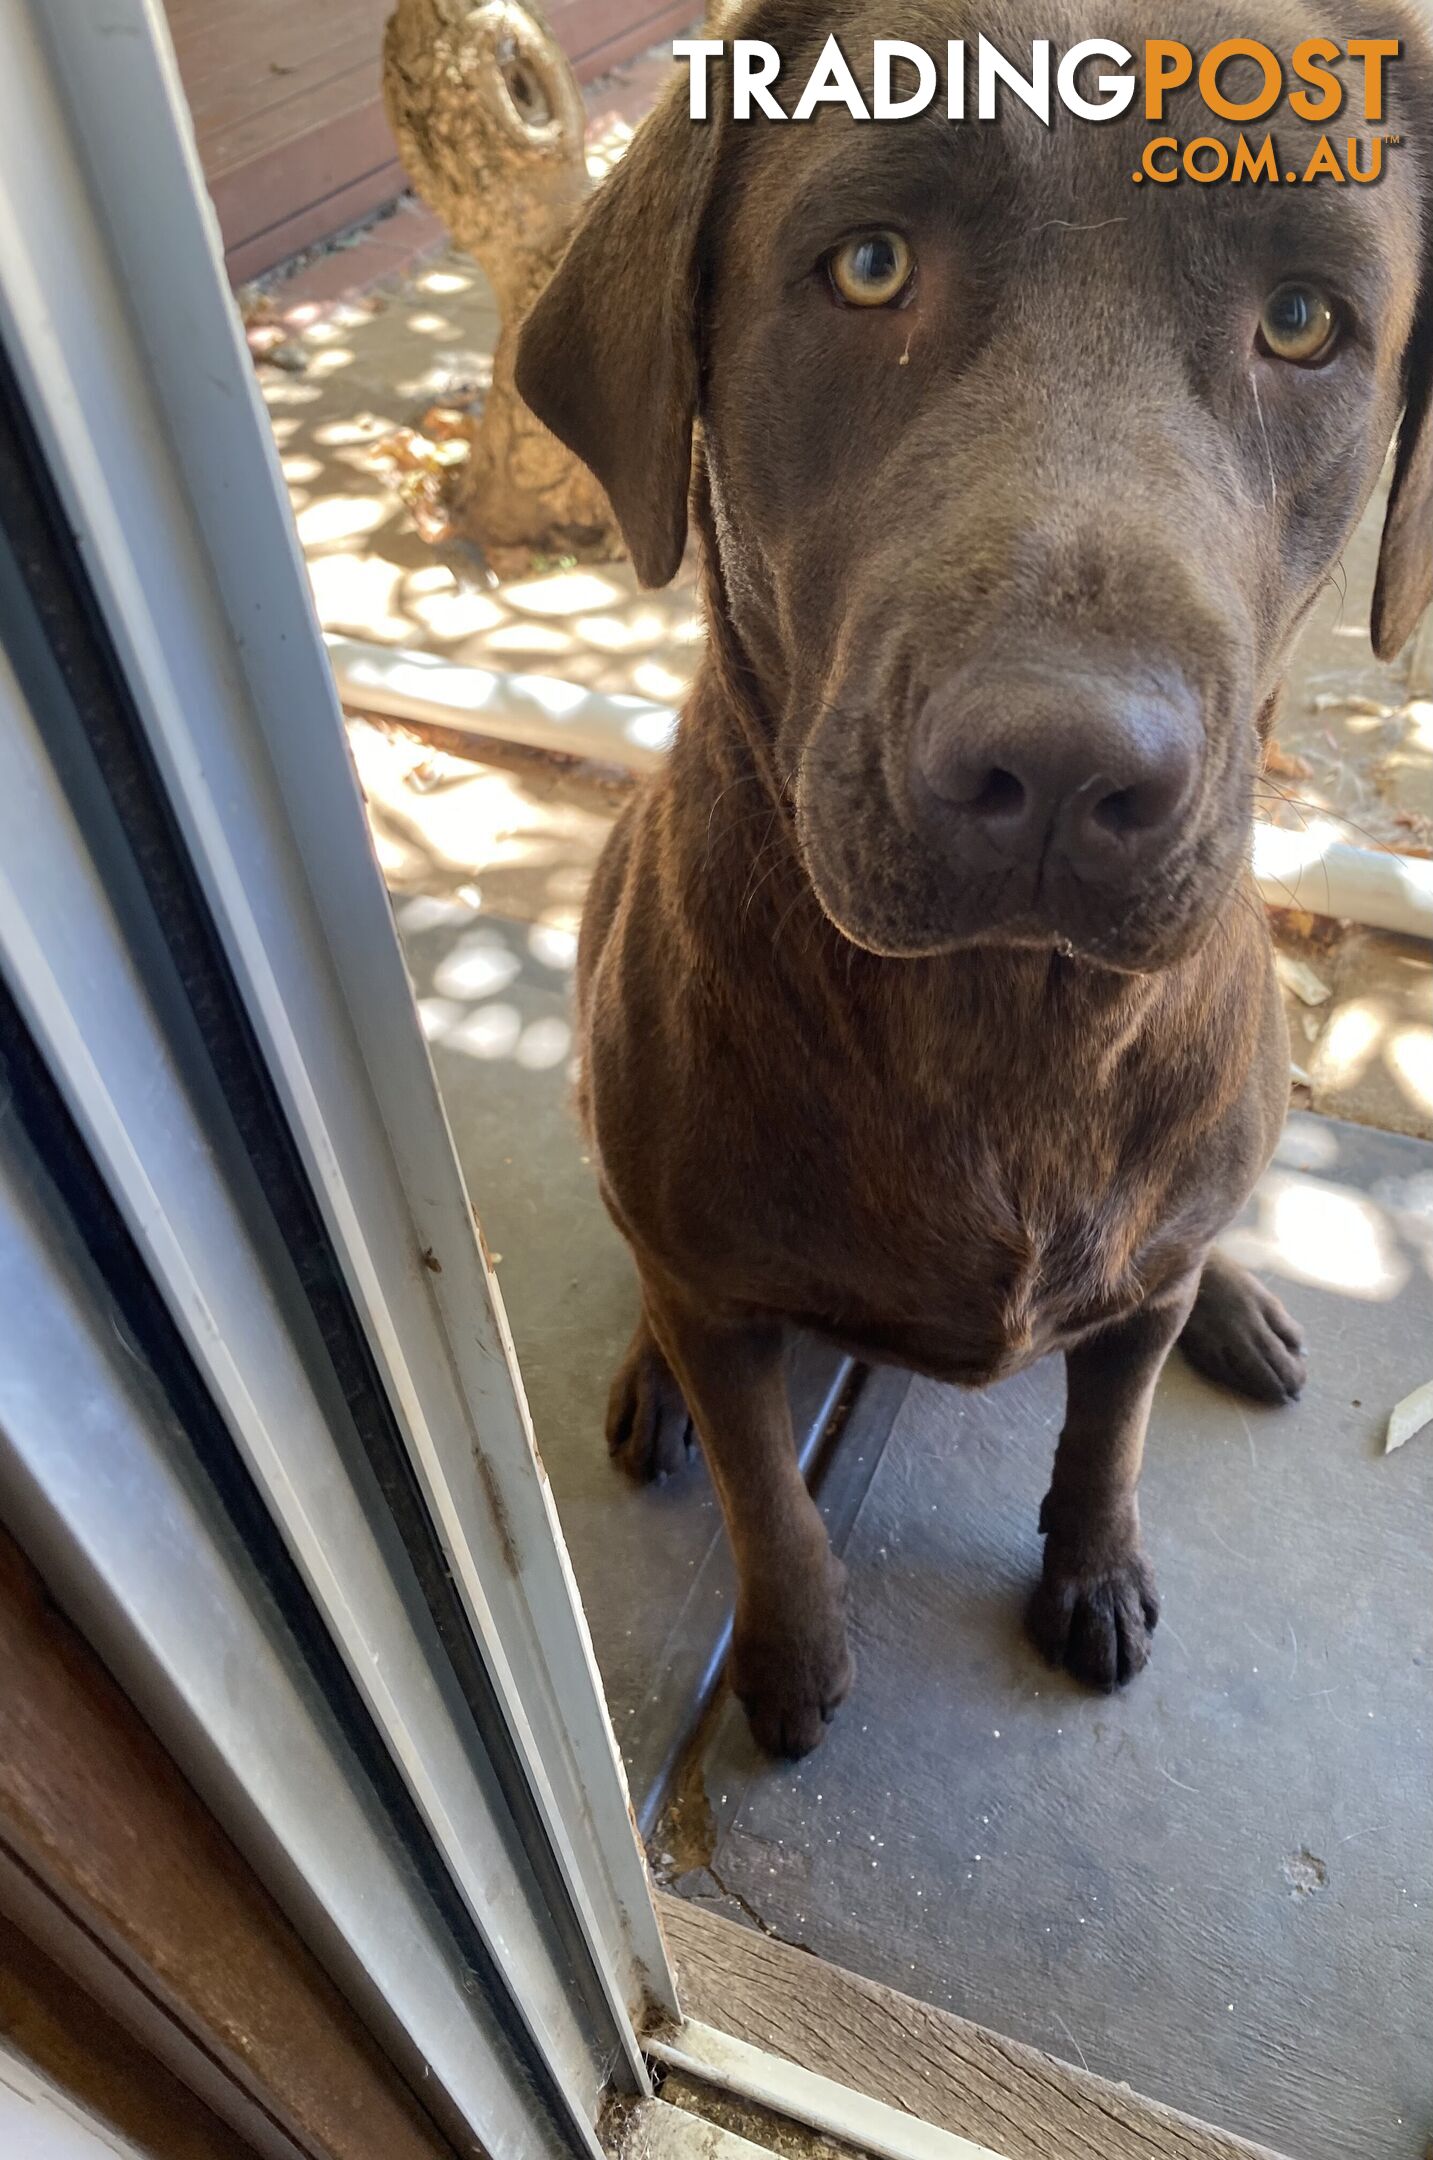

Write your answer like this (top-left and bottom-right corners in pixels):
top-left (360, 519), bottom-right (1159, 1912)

top-left (1029, 1551), bottom-right (1159, 1692)
top-left (730, 1558), bottom-right (854, 1758)
top-left (742, 1683), bottom-right (849, 1761)
top-left (605, 1327), bottom-right (694, 1483)
top-left (1181, 1254), bottom-right (1306, 1405)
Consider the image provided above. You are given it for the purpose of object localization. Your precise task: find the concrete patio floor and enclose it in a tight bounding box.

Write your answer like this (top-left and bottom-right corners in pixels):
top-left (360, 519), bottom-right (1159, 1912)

top-left (661, 1112), bottom-right (1432, 2160)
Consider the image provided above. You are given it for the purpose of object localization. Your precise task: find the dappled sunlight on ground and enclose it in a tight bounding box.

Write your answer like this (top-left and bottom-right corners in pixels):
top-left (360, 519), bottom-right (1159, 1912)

top-left (394, 900), bottom-right (580, 1081)
top-left (1236, 1114), bottom-right (1433, 1306)
top-left (1228, 1167), bottom-right (1409, 1301)
top-left (1278, 921), bottom-right (1433, 1141)
top-left (585, 112), bottom-right (637, 178)
top-left (1388, 1025), bottom-right (1433, 1112)
top-left (347, 717), bottom-right (616, 934)
top-left (253, 242), bottom-right (703, 703)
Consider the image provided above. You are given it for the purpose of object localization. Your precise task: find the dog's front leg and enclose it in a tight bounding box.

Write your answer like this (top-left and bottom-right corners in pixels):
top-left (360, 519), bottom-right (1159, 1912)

top-left (646, 1287), bottom-right (853, 1757)
top-left (1030, 1278), bottom-right (1199, 1692)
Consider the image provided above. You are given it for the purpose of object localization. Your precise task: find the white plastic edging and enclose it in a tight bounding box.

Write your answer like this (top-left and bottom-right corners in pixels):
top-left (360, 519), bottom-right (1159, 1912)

top-left (329, 636), bottom-right (1432, 941)
top-left (328, 636), bottom-right (677, 770)
top-left (648, 2022), bottom-right (1009, 2160)
top-left (1252, 820), bottom-right (1433, 940)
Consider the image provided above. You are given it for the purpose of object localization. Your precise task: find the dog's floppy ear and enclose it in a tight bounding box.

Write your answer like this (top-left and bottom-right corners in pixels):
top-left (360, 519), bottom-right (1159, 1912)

top-left (1372, 301), bottom-right (1433, 661)
top-left (516, 78), bottom-right (721, 587)
top-left (1372, 26), bottom-right (1433, 661)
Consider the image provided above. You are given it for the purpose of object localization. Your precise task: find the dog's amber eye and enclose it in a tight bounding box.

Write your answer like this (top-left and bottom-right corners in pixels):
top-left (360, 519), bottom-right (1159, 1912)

top-left (1257, 282), bottom-right (1339, 366)
top-left (828, 231), bottom-right (913, 308)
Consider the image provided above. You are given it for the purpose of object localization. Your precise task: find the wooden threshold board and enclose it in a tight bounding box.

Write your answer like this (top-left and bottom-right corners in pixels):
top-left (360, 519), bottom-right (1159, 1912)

top-left (657, 1894), bottom-right (1293, 2160)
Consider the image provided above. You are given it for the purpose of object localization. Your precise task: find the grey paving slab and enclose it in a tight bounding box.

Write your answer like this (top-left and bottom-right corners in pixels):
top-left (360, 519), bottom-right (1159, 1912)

top-left (686, 1114), bottom-right (1433, 2160)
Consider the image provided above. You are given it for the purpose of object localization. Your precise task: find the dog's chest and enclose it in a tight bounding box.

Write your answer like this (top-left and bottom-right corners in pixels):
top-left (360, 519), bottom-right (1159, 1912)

top-left (596, 900), bottom-right (1190, 1381)
top-left (747, 1092), bottom-right (1157, 1384)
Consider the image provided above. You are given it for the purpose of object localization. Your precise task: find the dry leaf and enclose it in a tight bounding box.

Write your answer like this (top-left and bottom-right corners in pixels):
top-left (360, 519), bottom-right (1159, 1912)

top-left (1386, 1380), bottom-right (1433, 1454)
top-left (1269, 904), bottom-right (1319, 941)
top-left (369, 422), bottom-right (473, 544)
top-left (418, 402), bottom-right (472, 442)
top-left (1275, 953), bottom-right (1332, 1007)
top-left (1263, 740), bottom-right (1313, 781)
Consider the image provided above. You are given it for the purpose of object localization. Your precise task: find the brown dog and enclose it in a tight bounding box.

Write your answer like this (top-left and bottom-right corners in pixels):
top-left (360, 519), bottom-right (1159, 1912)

top-left (517, 0), bottom-right (1433, 1756)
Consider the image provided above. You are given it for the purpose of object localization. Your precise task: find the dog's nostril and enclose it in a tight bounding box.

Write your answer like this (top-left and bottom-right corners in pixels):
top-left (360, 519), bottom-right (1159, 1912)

top-left (1090, 766), bottom-right (1187, 840)
top-left (972, 767), bottom-right (1026, 819)
top-left (1091, 784), bottom-right (1142, 837)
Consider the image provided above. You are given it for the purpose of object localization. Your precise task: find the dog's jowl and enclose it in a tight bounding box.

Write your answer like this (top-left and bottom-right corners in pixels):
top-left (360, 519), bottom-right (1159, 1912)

top-left (517, 0), bottom-right (1433, 1757)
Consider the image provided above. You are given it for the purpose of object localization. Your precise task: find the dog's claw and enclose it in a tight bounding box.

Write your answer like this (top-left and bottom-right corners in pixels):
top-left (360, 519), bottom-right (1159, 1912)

top-left (1029, 1549), bottom-right (1160, 1691)
top-left (731, 1555), bottom-right (853, 1757)
top-left (735, 1658), bottom-right (854, 1759)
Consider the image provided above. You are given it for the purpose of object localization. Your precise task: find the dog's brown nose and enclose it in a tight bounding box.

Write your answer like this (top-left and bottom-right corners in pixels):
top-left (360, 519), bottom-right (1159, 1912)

top-left (909, 664), bottom-right (1201, 888)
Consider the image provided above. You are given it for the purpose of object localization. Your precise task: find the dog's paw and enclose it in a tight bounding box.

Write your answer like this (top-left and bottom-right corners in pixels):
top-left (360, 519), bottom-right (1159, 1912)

top-left (1028, 1546), bottom-right (1159, 1692)
top-left (605, 1325), bottom-right (694, 1483)
top-left (1180, 1254), bottom-right (1306, 1405)
top-left (730, 1558), bottom-right (854, 1758)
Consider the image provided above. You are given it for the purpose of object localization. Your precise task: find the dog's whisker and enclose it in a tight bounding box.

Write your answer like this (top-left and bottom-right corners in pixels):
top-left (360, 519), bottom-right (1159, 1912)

top-left (740, 847), bottom-right (791, 922)
top-left (772, 881), bottom-right (817, 956)
top-left (1254, 779), bottom-right (1401, 856)
top-left (704, 771), bottom-right (767, 854)
top-left (1030, 215), bottom-right (1129, 235)
top-left (713, 799), bottom-right (797, 853)
top-left (1320, 557), bottom-right (1350, 624)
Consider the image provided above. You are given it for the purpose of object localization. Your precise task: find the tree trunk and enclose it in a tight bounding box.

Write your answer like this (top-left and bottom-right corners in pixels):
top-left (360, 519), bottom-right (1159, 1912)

top-left (383, 0), bottom-right (620, 572)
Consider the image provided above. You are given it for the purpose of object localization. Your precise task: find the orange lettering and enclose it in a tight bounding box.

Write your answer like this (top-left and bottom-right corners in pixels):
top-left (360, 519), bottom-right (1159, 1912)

top-left (1290, 37), bottom-right (1342, 122)
top-left (1199, 39), bottom-right (1282, 123)
top-left (1347, 37), bottom-right (1398, 122)
top-left (1145, 41), bottom-right (1193, 120)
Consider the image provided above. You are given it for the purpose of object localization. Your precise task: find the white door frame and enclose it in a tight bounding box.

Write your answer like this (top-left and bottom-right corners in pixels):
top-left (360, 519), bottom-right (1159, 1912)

top-left (0, 0), bottom-right (671, 2086)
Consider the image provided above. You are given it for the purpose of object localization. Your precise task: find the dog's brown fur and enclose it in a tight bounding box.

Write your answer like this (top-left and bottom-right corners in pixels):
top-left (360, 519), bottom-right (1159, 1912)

top-left (518, 0), bottom-right (1433, 1754)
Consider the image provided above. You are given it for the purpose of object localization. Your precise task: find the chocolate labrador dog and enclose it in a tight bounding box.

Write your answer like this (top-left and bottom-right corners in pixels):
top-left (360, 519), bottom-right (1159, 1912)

top-left (517, 0), bottom-right (1433, 1755)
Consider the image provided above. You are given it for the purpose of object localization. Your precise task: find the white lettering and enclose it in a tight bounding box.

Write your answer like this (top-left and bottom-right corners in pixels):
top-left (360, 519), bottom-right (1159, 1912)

top-left (671, 39), bottom-right (725, 121)
top-left (977, 35), bottom-right (1052, 121)
top-left (873, 39), bottom-right (938, 119)
top-left (1056, 39), bottom-right (1135, 120)
top-left (732, 41), bottom-right (784, 120)
top-left (792, 34), bottom-right (871, 120)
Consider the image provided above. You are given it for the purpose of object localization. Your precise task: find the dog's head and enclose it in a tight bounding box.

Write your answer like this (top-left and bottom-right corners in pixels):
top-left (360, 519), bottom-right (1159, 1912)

top-left (519, 0), bottom-right (1433, 968)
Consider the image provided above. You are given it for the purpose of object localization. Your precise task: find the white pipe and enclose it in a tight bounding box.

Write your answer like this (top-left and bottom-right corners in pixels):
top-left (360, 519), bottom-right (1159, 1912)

top-left (328, 635), bottom-right (676, 771)
top-left (329, 637), bottom-right (1432, 942)
top-left (1252, 820), bottom-right (1432, 940)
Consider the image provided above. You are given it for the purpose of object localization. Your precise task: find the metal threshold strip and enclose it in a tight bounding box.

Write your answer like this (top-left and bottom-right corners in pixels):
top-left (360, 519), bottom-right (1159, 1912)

top-left (644, 2021), bottom-right (1007, 2160)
